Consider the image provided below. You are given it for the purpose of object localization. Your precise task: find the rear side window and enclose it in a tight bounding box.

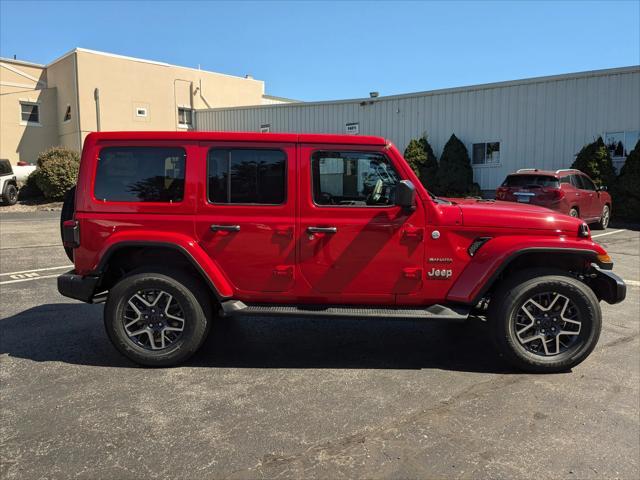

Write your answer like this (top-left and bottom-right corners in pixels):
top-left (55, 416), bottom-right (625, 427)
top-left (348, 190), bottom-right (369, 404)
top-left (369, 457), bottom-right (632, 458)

top-left (208, 149), bottom-right (286, 204)
top-left (501, 175), bottom-right (559, 188)
top-left (94, 147), bottom-right (186, 202)
top-left (0, 159), bottom-right (13, 176)
top-left (311, 151), bottom-right (400, 206)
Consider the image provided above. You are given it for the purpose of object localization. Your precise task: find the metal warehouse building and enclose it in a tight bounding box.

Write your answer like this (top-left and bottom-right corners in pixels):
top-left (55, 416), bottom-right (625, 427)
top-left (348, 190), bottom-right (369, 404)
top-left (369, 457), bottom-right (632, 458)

top-left (196, 66), bottom-right (640, 191)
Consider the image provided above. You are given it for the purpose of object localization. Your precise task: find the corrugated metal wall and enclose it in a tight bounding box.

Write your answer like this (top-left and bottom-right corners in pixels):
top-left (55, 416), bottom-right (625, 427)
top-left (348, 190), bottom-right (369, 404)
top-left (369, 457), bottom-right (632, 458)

top-left (196, 67), bottom-right (640, 190)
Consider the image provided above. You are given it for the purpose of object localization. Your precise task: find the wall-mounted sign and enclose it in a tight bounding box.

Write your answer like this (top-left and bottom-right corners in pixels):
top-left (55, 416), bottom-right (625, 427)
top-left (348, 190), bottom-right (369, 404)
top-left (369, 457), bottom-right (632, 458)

top-left (345, 122), bottom-right (359, 135)
top-left (260, 123), bottom-right (270, 133)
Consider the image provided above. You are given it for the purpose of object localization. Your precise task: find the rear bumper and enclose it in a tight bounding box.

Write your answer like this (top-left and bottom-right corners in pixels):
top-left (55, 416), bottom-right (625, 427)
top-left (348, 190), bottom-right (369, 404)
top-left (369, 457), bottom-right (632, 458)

top-left (590, 265), bottom-right (626, 304)
top-left (57, 270), bottom-right (101, 303)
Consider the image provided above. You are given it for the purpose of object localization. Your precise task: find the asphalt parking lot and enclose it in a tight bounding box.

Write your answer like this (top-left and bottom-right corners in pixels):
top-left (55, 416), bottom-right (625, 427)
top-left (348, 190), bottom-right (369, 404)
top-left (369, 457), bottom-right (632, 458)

top-left (1, 211), bottom-right (638, 479)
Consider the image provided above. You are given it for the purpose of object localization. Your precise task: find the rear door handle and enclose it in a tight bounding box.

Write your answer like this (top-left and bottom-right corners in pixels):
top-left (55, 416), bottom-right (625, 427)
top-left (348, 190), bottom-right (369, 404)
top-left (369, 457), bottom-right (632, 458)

top-left (210, 224), bottom-right (240, 232)
top-left (307, 226), bottom-right (337, 234)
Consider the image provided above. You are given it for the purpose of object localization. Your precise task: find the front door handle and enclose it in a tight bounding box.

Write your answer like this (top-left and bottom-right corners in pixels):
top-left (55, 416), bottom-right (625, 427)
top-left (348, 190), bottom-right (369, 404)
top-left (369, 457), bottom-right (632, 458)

top-left (210, 224), bottom-right (240, 232)
top-left (307, 226), bottom-right (337, 234)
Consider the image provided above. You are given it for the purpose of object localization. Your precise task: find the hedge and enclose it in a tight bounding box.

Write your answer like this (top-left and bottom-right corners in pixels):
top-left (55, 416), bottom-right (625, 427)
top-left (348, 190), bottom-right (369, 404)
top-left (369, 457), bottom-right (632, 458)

top-left (33, 146), bottom-right (80, 201)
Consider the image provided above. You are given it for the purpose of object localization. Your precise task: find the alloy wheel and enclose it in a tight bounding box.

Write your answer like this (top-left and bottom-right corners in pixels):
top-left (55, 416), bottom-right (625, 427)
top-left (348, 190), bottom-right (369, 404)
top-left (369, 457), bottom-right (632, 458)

top-left (601, 206), bottom-right (610, 229)
top-left (123, 289), bottom-right (185, 350)
top-left (514, 292), bottom-right (582, 356)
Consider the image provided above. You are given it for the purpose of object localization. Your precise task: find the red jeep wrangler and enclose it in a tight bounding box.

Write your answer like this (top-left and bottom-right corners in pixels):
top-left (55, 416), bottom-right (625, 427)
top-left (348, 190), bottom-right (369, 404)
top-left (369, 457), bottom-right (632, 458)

top-left (58, 132), bottom-right (626, 372)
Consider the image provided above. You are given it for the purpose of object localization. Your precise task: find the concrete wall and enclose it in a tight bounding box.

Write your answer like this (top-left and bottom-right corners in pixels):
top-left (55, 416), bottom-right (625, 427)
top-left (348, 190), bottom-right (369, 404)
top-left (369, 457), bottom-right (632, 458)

top-left (196, 67), bottom-right (640, 190)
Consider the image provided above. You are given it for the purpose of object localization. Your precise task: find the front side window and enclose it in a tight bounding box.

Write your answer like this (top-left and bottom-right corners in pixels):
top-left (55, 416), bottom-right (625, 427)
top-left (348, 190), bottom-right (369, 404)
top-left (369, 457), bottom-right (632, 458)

top-left (577, 175), bottom-right (596, 191)
top-left (20, 102), bottom-right (39, 124)
top-left (178, 107), bottom-right (193, 127)
top-left (311, 151), bottom-right (400, 207)
top-left (208, 149), bottom-right (286, 204)
top-left (94, 147), bottom-right (186, 202)
top-left (472, 142), bottom-right (500, 165)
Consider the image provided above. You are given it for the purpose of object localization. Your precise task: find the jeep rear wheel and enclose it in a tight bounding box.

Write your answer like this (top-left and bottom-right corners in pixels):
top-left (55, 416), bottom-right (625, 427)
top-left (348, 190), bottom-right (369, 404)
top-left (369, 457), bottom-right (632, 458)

top-left (489, 269), bottom-right (601, 373)
top-left (105, 269), bottom-right (211, 366)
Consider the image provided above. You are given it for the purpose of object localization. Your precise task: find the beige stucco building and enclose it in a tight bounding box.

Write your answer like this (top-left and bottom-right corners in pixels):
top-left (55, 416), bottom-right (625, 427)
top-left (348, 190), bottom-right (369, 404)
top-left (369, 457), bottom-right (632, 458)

top-left (0, 48), bottom-right (293, 165)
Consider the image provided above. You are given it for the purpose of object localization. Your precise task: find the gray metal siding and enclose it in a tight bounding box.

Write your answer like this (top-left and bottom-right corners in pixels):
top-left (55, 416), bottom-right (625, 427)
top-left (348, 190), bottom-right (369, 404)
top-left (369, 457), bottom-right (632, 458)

top-left (196, 68), bottom-right (640, 190)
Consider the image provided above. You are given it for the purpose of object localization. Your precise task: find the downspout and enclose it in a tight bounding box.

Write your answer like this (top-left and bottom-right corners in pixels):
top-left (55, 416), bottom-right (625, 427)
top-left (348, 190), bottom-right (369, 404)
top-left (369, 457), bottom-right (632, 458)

top-left (94, 88), bottom-right (101, 132)
top-left (72, 51), bottom-right (82, 150)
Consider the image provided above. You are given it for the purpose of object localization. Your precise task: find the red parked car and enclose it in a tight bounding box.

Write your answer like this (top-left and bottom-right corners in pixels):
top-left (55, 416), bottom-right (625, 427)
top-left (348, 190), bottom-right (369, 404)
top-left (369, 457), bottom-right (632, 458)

top-left (495, 169), bottom-right (612, 229)
top-left (58, 132), bottom-right (625, 372)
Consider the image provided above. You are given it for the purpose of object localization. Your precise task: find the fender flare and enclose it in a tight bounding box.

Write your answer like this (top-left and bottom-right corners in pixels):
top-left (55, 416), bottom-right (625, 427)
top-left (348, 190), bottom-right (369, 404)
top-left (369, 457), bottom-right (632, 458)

top-left (446, 239), bottom-right (607, 305)
top-left (94, 233), bottom-right (233, 300)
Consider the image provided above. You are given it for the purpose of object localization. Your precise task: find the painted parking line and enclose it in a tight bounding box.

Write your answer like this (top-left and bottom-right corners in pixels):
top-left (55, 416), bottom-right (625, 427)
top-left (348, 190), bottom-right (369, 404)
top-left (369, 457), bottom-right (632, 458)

top-left (592, 229), bottom-right (626, 239)
top-left (0, 265), bottom-right (71, 277)
top-left (0, 273), bottom-right (63, 285)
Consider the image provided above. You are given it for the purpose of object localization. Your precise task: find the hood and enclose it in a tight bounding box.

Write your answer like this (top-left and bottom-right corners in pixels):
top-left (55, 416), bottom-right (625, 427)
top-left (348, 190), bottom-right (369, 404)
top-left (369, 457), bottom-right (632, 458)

top-left (452, 199), bottom-right (584, 233)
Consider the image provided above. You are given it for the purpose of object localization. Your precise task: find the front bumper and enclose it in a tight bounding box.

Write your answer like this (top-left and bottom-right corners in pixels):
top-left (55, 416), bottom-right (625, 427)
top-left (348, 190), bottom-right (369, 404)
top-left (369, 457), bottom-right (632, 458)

top-left (589, 265), bottom-right (626, 304)
top-left (57, 270), bottom-right (101, 303)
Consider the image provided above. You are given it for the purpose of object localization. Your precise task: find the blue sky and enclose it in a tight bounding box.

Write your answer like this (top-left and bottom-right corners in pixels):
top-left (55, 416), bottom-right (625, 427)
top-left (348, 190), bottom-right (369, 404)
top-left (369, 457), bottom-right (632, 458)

top-left (1, 1), bottom-right (639, 101)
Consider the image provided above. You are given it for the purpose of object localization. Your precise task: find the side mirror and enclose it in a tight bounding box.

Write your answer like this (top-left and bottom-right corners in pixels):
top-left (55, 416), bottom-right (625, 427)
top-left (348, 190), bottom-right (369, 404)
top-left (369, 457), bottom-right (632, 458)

top-left (598, 185), bottom-right (607, 191)
top-left (395, 180), bottom-right (416, 211)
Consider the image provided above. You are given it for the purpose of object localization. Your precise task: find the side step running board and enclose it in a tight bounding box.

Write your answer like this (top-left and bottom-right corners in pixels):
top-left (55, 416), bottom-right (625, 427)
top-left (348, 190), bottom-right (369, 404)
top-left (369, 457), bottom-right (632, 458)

top-left (219, 300), bottom-right (469, 321)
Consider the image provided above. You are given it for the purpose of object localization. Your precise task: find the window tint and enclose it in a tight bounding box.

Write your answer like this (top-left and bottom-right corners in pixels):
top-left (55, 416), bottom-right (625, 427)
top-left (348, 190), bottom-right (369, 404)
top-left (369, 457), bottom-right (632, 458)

top-left (94, 147), bottom-right (186, 202)
top-left (0, 159), bottom-right (13, 175)
top-left (502, 175), bottom-right (559, 188)
top-left (578, 175), bottom-right (596, 191)
top-left (311, 151), bottom-right (400, 206)
top-left (20, 102), bottom-right (39, 123)
top-left (208, 149), bottom-right (286, 204)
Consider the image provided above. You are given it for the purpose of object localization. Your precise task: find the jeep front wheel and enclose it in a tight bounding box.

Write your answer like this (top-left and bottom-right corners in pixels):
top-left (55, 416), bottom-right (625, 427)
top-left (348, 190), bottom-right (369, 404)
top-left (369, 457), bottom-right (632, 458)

top-left (489, 270), bottom-right (601, 373)
top-left (104, 269), bottom-right (211, 366)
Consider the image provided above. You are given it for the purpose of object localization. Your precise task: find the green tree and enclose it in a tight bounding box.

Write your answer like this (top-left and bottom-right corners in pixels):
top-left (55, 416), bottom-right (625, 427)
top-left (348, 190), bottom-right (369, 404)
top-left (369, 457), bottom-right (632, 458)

top-left (33, 146), bottom-right (80, 200)
top-left (403, 136), bottom-right (439, 192)
top-left (612, 139), bottom-right (640, 221)
top-left (436, 134), bottom-right (473, 196)
top-left (571, 137), bottom-right (616, 188)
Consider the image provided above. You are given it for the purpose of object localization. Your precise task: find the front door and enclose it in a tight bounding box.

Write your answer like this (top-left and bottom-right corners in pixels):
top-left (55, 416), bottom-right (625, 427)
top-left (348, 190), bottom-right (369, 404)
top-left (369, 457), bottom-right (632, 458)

top-left (195, 142), bottom-right (296, 295)
top-left (297, 145), bottom-right (425, 303)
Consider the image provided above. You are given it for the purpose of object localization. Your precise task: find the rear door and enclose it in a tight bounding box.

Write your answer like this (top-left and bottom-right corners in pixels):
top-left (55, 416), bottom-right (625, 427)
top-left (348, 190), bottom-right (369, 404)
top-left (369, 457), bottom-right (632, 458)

top-left (297, 145), bottom-right (425, 303)
top-left (195, 142), bottom-right (296, 295)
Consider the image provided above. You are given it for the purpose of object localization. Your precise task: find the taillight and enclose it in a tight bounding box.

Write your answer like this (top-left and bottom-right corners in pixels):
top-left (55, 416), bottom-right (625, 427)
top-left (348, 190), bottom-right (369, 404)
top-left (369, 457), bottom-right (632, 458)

top-left (550, 188), bottom-right (565, 201)
top-left (62, 220), bottom-right (80, 248)
top-left (496, 187), bottom-right (508, 199)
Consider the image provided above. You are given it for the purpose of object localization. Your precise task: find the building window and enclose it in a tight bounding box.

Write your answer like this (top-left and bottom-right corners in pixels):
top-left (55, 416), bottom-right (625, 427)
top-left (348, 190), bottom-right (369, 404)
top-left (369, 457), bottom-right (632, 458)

top-left (260, 123), bottom-right (270, 133)
top-left (136, 107), bottom-right (148, 117)
top-left (208, 149), bottom-right (286, 204)
top-left (20, 102), bottom-right (40, 125)
top-left (472, 142), bottom-right (500, 165)
top-left (605, 130), bottom-right (640, 172)
top-left (177, 107), bottom-right (193, 128)
top-left (311, 151), bottom-right (400, 207)
top-left (94, 147), bottom-right (186, 202)
top-left (63, 105), bottom-right (72, 122)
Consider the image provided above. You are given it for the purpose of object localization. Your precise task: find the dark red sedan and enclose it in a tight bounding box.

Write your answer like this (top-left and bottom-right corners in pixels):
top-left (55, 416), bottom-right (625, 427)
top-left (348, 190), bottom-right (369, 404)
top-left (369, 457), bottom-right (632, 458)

top-left (496, 169), bottom-right (612, 229)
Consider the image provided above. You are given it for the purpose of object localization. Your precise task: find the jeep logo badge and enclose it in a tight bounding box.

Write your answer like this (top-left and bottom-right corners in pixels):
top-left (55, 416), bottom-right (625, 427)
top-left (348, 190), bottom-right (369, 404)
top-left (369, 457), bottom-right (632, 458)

top-left (427, 268), bottom-right (452, 279)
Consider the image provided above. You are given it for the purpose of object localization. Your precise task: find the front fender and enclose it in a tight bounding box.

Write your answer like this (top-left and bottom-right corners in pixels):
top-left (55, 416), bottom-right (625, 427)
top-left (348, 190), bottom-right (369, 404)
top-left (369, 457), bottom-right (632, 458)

top-left (95, 230), bottom-right (233, 299)
top-left (446, 235), bottom-right (608, 304)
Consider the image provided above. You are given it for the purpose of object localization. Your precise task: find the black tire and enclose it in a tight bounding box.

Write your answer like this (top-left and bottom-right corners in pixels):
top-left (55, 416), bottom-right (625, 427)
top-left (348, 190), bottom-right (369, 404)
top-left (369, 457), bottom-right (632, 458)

top-left (60, 186), bottom-right (76, 262)
top-left (568, 207), bottom-right (579, 219)
top-left (593, 204), bottom-right (610, 230)
top-left (104, 268), bottom-right (212, 367)
top-left (2, 183), bottom-right (18, 206)
top-left (489, 269), bottom-right (601, 373)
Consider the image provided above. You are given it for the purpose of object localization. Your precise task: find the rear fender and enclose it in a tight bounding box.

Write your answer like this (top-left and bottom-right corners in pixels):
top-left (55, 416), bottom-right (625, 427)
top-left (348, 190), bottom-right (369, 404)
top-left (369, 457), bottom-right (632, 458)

top-left (95, 231), bottom-right (233, 300)
top-left (446, 235), bottom-right (608, 304)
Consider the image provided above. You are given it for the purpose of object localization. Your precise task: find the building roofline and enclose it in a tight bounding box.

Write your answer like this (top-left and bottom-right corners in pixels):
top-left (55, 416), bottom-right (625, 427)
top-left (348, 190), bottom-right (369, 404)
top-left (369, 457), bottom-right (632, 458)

top-left (262, 94), bottom-right (300, 103)
top-left (0, 57), bottom-right (46, 68)
top-left (199, 65), bottom-right (640, 113)
top-left (45, 47), bottom-right (264, 83)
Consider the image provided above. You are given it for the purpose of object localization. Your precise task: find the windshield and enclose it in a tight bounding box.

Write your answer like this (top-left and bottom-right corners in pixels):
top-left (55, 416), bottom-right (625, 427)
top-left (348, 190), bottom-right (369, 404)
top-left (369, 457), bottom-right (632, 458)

top-left (502, 175), bottom-right (559, 188)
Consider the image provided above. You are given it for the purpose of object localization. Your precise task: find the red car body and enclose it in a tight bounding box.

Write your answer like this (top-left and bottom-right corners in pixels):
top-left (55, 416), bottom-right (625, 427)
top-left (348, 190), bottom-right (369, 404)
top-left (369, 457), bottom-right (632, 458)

top-left (62, 132), bottom-right (618, 307)
top-left (495, 169), bottom-right (612, 227)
